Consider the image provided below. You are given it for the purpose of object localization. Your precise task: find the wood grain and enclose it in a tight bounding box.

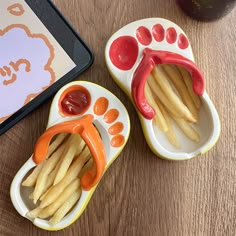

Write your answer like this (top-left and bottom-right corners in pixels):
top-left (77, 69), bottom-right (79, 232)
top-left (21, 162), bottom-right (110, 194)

top-left (0, 0), bottom-right (236, 235)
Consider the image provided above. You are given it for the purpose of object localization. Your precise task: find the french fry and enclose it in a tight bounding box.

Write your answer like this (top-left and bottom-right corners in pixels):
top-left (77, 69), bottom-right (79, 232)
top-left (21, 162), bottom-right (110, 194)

top-left (22, 162), bottom-right (45, 187)
top-left (174, 118), bottom-right (200, 142)
top-left (145, 83), bottom-right (168, 132)
top-left (27, 207), bottom-right (43, 219)
top-left (78, 158), bottom-right (93, 179)
top-left (53, 135), bottom-right (85, 185)
top-left (39, 154), bottom-right (65, 200)
top-left (147, 74), bottom-right (181, 118)
top-left (45, 133), bottom-right (69, 159)
top-left (27, 166), bottom-right (59, 200)
top-left (156, 97), bottom-right (180, 148)
top-left (32, 134), bottom-right (75, 203)
top-left (22, 134), bottom-right (68, 187)
top-left (49, 188), bottom-right (82, 225)
top-left (32, 145), bottom-right (65, 203)
top-left (41, 147), bottom-right (90, 201)
top-left (148, 72), bottom-right (201, 144)
top-left (23, 132), bottom-right (92, 224)
top-left (38, 179), bottom-right (80, 219)
top-left (78, 146), bottom-right (90, 159)
top-left (152, 66), bottom-right (196, 123)
top-left (177, 66), bottom-right (201, 109)
top-left (162, 64), bottom-right (198, 121)
top-left (39, 186), bottom-right (52, 201)
top-left (40, 148), bottom-right (91, 208)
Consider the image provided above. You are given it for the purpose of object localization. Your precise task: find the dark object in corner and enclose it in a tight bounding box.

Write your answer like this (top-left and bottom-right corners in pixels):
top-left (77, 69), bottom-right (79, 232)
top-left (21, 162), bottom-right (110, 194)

top-left (177, 0), bottom-right (236, 21)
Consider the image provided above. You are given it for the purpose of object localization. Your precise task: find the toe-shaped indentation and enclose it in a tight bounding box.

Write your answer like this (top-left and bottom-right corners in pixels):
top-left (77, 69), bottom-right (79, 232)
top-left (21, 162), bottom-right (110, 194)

top-left (94, 97), bottom-right (109, 115)
top-left (110, 134), bottom-right (125, 147)
top-left (109, 36), bottom-right (138, 70)
top-left (178, 33), bottom-right (189, 49)
top-left (108, 122), bottom-right (124, 135)
top-left (104, 109), bottom-right (119, 123)
top-left (136, 26), bottom-right (152, 46)
top-left (166, 27), bottom-right (177, 44)
top-left (152, 24), bottom-right (165, 42)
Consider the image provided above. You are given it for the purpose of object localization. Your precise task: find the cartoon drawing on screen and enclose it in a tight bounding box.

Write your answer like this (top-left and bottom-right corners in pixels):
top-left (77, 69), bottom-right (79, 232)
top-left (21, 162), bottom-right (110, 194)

top-left (7, 3), bottom-right (24, 16)
top-left (0, 24), bottom-right (55, 123)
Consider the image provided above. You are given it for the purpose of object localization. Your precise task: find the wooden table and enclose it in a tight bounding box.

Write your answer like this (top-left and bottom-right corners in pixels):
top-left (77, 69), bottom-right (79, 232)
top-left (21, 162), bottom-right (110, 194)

top-left (1, 0), bottom-right (236, 235)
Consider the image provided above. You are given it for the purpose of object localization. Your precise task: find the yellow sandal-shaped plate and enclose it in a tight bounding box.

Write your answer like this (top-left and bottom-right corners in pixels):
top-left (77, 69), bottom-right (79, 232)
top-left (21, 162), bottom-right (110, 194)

top-left (10, 81), bottom-right (130, 230)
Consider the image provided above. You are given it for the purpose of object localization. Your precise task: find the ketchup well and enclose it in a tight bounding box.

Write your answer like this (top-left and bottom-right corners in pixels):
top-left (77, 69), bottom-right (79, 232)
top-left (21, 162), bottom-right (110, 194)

top-left (60, 85), bottom-right (91, 116)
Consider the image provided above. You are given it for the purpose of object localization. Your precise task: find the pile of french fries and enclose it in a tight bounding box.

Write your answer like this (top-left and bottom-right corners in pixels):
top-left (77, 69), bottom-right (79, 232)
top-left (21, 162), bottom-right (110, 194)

top-left (145, 64), bottom-right (201, 148)
top-left (22, 133), bottom-right (93, 225)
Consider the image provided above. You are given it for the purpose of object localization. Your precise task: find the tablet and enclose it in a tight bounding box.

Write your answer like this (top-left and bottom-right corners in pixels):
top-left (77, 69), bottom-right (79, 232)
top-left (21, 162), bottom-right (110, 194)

top-left (0, 0), bottom-right (93, 135)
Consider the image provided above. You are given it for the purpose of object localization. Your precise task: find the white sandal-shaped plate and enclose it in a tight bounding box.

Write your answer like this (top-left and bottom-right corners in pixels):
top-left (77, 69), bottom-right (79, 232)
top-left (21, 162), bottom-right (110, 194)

top-left (10, 81), bottom-right (130, 230)
top-left (105, 18), bottom-right (220, 160)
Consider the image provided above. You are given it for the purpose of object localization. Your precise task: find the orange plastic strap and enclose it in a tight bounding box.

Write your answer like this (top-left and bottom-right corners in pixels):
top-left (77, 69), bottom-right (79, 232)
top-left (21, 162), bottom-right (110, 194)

top-left (33, 114), bottom-right (106, 190)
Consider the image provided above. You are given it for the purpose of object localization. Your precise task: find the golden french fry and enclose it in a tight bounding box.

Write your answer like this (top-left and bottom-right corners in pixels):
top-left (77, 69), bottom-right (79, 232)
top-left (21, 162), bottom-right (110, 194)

top-left (177, 66), bottom-right (201, 109)
top-left (40, 147), bottom-right (87, 201)
top-left (46, 133), bottom-right (69, 159)
top-left (22, 133), bottom-right (68, 187)
top-left (27, 207), bottom-right (43, 219)
top-left (174, 118), bottom-right (200, 142)
top-left (40, 144), bottom-right (74, 200)
top-left (22, 162), bottom-right (45, 187)
top-left (32, 145), bottom-right (65, 203)
top-left (147, 74), bottom-right (181, 118)
top-left (162, 64), bottom-right (198, 121)
top-left (53, 135), bottom-right (85, 185)
top-left (145, 83), bottom-right (168, 132)
top-left (39, 155), bottom-right (65, 200)
top-left (78, 146), bottom-right (90, 159)
top-left (152, 66), bottom-right (196, 123)
top-left (40, 186), bottom-right (53, 201)
top-left (40, 148), bottom-right (91, 208)
top-left (32, 134), bottom-right (75, 203)
top-left (49, 188), bottom-right (82, 225)
top-left (78, 158), bottom-right (93, 179)
top-left (38, 179), bottom-right (80, 219)
top-left (156, 98), bottom-right (180, 148)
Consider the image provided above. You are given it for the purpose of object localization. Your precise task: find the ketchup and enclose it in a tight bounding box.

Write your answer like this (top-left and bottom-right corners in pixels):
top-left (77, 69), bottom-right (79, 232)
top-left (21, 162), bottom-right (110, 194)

top-left (60, 86), bottom-right (91, 115)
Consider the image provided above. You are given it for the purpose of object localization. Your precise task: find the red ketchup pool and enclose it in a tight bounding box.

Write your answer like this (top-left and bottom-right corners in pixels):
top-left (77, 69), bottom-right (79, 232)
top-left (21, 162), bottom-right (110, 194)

top-left (59, 85), bottom-right (91, 116)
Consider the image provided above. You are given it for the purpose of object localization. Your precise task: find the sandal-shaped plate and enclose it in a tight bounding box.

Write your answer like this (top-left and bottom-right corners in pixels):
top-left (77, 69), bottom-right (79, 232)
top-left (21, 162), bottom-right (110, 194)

top-left (10, 81), bottom-right (130, 230)
top-left (105, 18), bottom-right (220, 160)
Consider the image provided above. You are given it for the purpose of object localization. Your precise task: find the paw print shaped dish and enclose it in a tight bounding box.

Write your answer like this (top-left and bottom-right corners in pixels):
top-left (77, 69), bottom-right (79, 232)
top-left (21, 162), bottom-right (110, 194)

top-left (105, 18), bottom-right (220, 160)
top-left (10, 81), bottom-right (130, 230)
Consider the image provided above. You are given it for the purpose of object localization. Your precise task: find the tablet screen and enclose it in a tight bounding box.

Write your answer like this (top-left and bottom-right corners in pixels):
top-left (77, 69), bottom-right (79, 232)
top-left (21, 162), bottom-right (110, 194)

top-left (0, 0), bottom-right (76, 124)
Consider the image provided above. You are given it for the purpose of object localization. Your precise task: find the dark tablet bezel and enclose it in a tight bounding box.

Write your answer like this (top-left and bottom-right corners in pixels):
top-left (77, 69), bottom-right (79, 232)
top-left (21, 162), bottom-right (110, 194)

top-left (0, 0), bottom-right (93, 135)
